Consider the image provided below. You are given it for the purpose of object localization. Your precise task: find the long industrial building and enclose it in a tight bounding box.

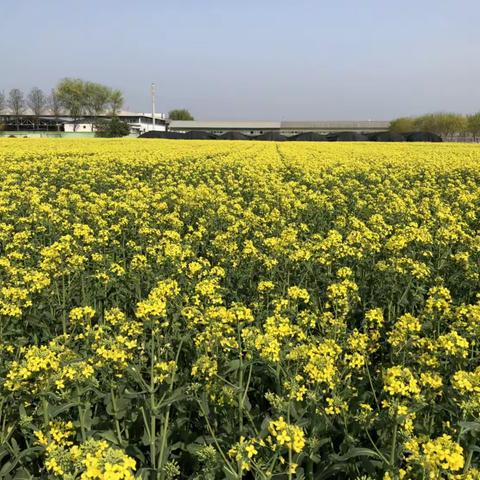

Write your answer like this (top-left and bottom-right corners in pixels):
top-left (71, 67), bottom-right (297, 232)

top-left (0, 108), bottom-right (390, 137)
top-left (168, 120), bottom-right (390, 137)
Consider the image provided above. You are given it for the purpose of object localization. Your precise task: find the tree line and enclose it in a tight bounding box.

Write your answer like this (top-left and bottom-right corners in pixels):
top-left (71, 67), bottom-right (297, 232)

top-left (390, 112), bottom-right (480, 140)
top-left (0, 79), bottom-right (124, 131)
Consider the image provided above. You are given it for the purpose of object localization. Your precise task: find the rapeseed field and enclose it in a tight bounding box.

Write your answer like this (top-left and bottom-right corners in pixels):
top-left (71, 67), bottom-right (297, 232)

top-left (0, 138), bottom-right (480, 479)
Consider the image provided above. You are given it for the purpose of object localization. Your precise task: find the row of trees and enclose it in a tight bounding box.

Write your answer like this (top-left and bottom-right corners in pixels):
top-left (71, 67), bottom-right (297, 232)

top-left (0, 79), bottom-right (124, 131)
top-left (0, 87), bottom-right (55, 130)
top-left (390, 112), bottom-right (480, 139)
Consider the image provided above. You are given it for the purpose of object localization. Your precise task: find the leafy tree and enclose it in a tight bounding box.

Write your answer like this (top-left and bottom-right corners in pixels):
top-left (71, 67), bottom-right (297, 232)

top-left (389, 117), bottom-right (416, 133)
top-left (467, 113), bottom-right (480, 141)
top-left (27, 87), bottom-right (47, 130)
top-left (415, 113), bottom-right (467, 138)
top-left (55, 78), bottom-right (86, 132)
top-left (55, 79), bottom-right (125, 132)
top-left (84, 82), bottom-right (111, 130)
top-left (7, 88), bottom-right (26, 131)
top-left (108, 89), bottom-right (124, 116)
top-left (168, 109), bottom-right (194, 121)
top-left (95, 116), bottom-right (130, 137)
top-left (438, 113), bottom-right (467, 138)
top-left (414, 114), bottom-right (437, 133)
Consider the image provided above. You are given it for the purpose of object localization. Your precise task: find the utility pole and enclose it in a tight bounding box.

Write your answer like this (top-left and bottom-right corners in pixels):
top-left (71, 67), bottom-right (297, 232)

top-left (151, 83), bottom-right (156, 131)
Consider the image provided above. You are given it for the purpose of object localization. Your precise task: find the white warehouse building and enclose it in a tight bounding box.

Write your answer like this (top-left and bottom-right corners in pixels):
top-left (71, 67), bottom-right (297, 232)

top-left (50, 111), bottom-right (168, 134)
top-left (0, 109), bottom-right (168, 135)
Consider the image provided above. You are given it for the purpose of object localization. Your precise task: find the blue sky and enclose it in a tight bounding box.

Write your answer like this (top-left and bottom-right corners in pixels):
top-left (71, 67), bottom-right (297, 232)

top-left (2, 0), bottom-right (479, 120)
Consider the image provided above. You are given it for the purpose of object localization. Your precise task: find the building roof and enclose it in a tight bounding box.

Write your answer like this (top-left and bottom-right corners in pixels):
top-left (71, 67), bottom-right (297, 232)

top-left (169, 120), bottom-right (391, 131)
top-left (169, 121), bottom-right (281, 130)
top-left (281, 120), bottom-right (390, 129)
top-left (117, 111), bottom-right (166, 120)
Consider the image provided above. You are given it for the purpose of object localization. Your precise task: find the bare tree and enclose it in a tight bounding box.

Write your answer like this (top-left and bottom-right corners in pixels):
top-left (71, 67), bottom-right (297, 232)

top-left (0, 92), bottom-right (5, 132)
top-left (27, 87), bottom-right (47, 130)
top-left (48, 89), bottom-right (63, 131)
top-left (7, 89), bottom-right (25, 131)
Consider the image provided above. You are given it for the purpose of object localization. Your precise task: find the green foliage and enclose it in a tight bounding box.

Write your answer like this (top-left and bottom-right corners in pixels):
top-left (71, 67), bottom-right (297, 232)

top-left (391, 113), bottom-right (468, 137)
top-left (415, 113), bottom-right (467, 136)
top-left (55, 79), bottom-right (124, 132)
top-left (108, 89), bottom-right (124, 116)
top-left (55, 78), bottom-right (87, 130)
top-left (389, 117), bottom-right (416, 133)
top-left (467, 113), bottom-right (480, 139)
top-left (95, 116), bottom-right (130, 137)
top-left (84, 82), bottom-right (111, 118)
top-left (168, 109), bottom-right (194, 121)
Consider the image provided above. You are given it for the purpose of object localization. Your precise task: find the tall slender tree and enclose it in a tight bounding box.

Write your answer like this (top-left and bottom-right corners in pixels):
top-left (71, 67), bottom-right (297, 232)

top-left (108, 89), bottom-right (124, 116)
top-left (27, 87), bottom-right (47, 130)
top-left (84, 82), bottom-right (111, 130)
top-left (48, 89), bottom-right (63, 131)
top-left (0, 91), bottom-right (5, 114)
top-left (467, 113), bottom-right (480, 142)
top-left (0, 91), bottom-right (5, 132)
top-left (7, 89), bottom-right (25, 131)
top-left (55, 78), bottom-right (86, 132)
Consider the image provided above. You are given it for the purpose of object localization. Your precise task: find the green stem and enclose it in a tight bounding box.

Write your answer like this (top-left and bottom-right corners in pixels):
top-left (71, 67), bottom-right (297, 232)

top-left (157, 335), bottom-right (186, 479)
top-left (464, 447), bottom-right (474, 472)
top-left (77, 386), bottom-right (86, 442)
top-left (365, 362), bottom-right (380, 411)
top-left (150, 334), bottom-right (157, 473)
top-left (287, 401), bottom-right (292, 480)
top-left (62, 275), bottom-right (67, 335)
top-left (390, 420), bottom-right (398, 467)
top-left (111, 388), bottom-right (123, 445)
top-left (237, 323), bottom-right (244, 437)
top-left (197, 399), bottom-right (237, 477)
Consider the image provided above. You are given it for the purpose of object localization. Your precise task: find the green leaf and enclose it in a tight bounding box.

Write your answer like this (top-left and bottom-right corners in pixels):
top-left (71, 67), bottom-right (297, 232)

top-left (459, 421), bottom-right (480, 434)
top-left (13, 468), bottom-right (34, 480)
top-left (99, 430), bottom-right (120, 445)
top-left (330, 447), bottom-right (383, 462)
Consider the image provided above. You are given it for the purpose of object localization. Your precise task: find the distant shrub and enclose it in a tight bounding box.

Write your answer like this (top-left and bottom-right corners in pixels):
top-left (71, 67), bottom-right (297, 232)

top-left (95, 116), bottom-right (130, 137)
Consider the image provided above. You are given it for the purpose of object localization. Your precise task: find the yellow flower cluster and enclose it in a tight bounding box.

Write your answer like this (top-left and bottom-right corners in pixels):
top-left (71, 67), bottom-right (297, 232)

top-left (34, 422), bottom-right (135, 479)
top-left (268, 417), bottom-right (305, 453)
top-left (406, 434), bottom-right (464, 478)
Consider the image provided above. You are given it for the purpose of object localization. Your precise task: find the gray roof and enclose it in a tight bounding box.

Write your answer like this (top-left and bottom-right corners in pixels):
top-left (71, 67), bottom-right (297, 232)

top-left (117, 111), bottom-right (166, 120)
top-left (169, 120), bottom-right (391, 131)
top-left (169, 120), bottom-right (281, 130)
top-left (281, 120), bottom-right (390, 129)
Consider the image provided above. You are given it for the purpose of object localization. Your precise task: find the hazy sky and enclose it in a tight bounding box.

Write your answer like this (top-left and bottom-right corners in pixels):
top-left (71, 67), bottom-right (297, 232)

top-left (2, 0), bottom-right (479, 120)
